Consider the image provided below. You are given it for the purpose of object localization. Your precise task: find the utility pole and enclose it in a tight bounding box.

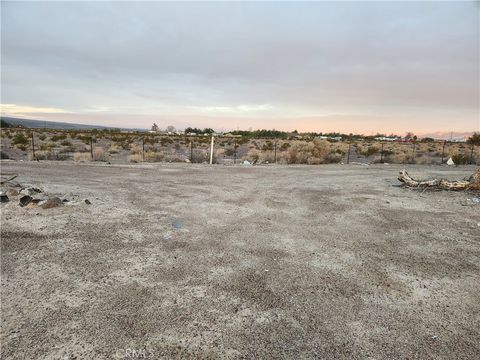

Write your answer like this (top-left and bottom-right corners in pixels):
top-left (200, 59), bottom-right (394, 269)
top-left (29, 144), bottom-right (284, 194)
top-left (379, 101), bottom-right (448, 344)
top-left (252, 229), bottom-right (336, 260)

top-left (209, 135), bottom-right (214, 165)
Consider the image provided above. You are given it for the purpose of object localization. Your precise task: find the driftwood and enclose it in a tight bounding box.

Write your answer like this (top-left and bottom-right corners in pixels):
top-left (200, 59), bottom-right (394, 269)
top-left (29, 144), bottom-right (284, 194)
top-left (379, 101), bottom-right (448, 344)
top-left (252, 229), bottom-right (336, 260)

top-left (398, 169), bottom-right (480, 191)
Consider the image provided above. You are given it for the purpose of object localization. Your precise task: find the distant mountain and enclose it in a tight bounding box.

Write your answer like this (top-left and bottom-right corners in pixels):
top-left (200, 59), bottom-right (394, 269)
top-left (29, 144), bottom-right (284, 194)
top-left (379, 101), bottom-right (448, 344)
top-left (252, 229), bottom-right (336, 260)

top-left (419, 131), bottom-right (476, 141)
top-left (0, 116), bottom-right (145, 131)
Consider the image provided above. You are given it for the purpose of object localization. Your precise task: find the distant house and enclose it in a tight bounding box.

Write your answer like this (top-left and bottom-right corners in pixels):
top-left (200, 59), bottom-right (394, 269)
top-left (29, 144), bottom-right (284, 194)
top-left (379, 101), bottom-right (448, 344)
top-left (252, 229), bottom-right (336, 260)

top-left (375, 136), bottom-right (399, 142)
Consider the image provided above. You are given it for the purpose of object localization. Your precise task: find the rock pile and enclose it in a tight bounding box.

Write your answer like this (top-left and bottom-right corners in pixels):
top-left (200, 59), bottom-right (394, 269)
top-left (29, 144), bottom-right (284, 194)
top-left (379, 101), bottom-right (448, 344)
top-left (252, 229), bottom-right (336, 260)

top-left (0, 176), bottom-right (91, 209)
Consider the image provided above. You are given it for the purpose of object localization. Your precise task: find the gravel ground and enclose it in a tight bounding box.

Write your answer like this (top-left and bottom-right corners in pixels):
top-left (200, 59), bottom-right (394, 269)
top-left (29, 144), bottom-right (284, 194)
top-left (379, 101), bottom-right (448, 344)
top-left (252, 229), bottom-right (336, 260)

top-left (1, 161), bottom-right (479, 359)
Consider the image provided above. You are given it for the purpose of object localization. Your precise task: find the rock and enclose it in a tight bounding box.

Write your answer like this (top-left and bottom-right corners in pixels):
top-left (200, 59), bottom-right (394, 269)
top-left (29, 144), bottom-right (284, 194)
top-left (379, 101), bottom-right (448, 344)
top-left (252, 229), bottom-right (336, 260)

top-left (6, 189), bottom-right (19, 197)
top-left (446, 157), bottom-right (455, 166)
top-left (20, 187), bottom-right (41, 196)
top-left (41, 197), bottom-right (62, 209)
top-left (1, 194), bottom-right (9, 203)
top-left (84, 199), bottom-right (92, 205)
top-left (185, 159), bottom-right (191, 163)
top-left (19, 195), bottom-right (33, 207)
top-left (243, 160), bottom-right (251, 166)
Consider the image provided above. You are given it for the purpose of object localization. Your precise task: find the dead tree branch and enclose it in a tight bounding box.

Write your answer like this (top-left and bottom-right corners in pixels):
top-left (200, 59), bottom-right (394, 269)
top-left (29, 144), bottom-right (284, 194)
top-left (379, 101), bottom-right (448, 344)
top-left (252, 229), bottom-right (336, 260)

top-left (398, 169), bottom-right (480, 191)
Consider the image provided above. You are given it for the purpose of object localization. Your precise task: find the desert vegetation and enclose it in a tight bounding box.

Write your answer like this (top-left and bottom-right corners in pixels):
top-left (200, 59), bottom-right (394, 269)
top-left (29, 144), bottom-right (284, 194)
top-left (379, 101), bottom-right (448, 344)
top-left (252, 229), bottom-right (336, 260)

top-left (1, 125), bottom-right (479, 166)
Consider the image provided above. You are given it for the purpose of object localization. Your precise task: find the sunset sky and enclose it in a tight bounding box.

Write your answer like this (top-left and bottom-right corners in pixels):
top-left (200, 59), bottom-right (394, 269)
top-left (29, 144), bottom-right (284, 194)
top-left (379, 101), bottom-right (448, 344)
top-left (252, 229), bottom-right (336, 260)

top-left (1, 1), bottom-right (479, 134)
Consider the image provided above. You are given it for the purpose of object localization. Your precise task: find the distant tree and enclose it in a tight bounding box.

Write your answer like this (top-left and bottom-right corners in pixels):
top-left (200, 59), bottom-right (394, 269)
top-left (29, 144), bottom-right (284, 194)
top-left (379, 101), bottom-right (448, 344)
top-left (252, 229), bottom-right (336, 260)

top-left (151, 123), bottom-right (159, 132)
top-left (421, 137), bottom-right (435, 142)
top-left (404, 132), bottom-right (415, 141)
top-left (467, 133), bottom-right (480, 146)
top-left (202, 128), bottom-right (214, 134)
top-left (166, 125), bottom-right (175, 133)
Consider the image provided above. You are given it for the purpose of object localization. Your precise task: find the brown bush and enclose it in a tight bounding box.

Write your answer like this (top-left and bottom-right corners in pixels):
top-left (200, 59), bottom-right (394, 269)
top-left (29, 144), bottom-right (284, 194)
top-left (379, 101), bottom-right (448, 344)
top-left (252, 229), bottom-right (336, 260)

top-left (287, 139), bottom-right (330, 164)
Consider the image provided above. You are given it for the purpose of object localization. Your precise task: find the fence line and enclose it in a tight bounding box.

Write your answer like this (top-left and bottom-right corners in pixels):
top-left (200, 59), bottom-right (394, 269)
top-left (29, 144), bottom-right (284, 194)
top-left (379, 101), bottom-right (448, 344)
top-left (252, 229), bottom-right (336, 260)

top-left (0, 127), bottom-right (478, 165)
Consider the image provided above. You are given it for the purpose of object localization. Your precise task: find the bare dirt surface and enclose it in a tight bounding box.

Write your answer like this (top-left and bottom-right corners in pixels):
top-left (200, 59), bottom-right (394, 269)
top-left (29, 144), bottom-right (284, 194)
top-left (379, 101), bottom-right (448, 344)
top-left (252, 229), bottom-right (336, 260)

top-left (1, 161), bottom-right (479, 359)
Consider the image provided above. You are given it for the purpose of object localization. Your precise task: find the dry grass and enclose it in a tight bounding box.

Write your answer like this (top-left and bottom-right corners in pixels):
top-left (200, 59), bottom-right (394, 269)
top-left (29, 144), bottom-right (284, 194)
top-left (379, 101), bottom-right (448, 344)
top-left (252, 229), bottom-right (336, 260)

top-left (92, 147), bottom-right (109, 162)
top-left (73, 152), bottom-right (91, 162)
top-left (287, 139), bottom-right (328, 164)
top-left (127, 154), bottom-right (143, 163)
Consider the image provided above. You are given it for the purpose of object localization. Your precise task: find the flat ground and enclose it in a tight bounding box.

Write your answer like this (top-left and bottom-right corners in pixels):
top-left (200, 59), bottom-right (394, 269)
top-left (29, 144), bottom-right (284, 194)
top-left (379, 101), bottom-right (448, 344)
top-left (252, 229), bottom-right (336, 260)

top-left (1, 162), bottom-right (479, 359)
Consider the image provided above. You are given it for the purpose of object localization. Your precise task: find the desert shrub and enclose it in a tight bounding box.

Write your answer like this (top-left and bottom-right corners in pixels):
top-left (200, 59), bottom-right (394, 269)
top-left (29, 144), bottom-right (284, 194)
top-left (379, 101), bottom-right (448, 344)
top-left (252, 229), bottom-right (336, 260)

top-left (12, 132), bottom-right (29, 147)
top-left (362, 145), bottom-right (379, 157)
top-left (93, 147), bottom-right (109, 162)
top-left (128, 154), bottom-right (143, 163)
top-left (108, 144), bottom-right (122, 154)
top-left (414, 155), bottom-right (431, 164)
top-left (129, 144), bottom-right (143, 155)
top-left (287, 139), bottom-right (330, 164)
top-left (61, 140), bottom-right (72, 147)
top-left (38, 134), bottom-right (47, 141)
top-left (74, 152), bottom-right (91, 162)
top-left (76, 135), bottom-right (93, 144)
top-left (224, 148), bottom-right (235, 156)
top-left (325, 151), bottom-right (343, 163)
top-left (50, 134), bottom-right (67, 142)
top-left (451, 153), bottom-right (470, 165)
top-left (144, 150), bottom-right (164, 162)
top-left (1, 151), bottom-right (10, 159)
top-left (262, 141), bottom-right (274, 151)
top-left (280, 142), bottom-right (290, 151)
top-left (385, 152), bottom-right (413, 164)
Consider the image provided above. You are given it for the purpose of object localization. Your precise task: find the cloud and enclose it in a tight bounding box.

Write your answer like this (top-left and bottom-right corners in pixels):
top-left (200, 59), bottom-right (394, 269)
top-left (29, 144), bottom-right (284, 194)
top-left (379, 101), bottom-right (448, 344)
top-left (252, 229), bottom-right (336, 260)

top-left (1, 2), bottom-right (478, 132)
top-left (0, 103), bottom-right (71, 116)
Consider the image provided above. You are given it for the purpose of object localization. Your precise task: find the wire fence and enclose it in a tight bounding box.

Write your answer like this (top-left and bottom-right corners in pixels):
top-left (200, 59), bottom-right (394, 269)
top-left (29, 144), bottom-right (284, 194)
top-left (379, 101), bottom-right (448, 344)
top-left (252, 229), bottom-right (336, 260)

top-left (1, 128), bottom-right (479, 166)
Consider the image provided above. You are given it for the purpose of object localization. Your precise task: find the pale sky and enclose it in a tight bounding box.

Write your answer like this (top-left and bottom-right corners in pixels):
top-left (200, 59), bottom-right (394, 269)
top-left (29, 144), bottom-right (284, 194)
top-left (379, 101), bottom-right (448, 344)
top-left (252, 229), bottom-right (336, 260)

top-left (1, 1), bottom-right (479, 134)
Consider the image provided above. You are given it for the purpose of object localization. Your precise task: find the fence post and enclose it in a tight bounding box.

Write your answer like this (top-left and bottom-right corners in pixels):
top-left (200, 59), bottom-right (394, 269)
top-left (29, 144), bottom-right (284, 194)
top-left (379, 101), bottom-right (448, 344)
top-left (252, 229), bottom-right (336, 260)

top-left (412, 141), bottom-right (416, 158)
top-left (190, 140), bottom-right (193, 163)
top-left (380, 142), bottom-right (384, 163)
top-left (31, 131), bottom-right (36, 161)
top-left (209, 135), bottom-right (214, 165)
top-left (274, 141), bottom-right (277, 164)
top-left (470, 143), bottom-right (475, 165)
top-left (347, 142), bottom-right (351, 164)
top-left (234, 141), bottom-right (237, 165)
top-left (90, 136), bottom-right (93, 160)
top-left (441, 140), bottom-right (446, 164)
top-left (142, 137), bottom-right (145, 162)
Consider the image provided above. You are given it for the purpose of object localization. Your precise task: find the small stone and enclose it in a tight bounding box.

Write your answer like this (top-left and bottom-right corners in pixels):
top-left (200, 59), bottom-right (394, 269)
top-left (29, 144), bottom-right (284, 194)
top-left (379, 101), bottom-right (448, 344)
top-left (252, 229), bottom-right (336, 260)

top-left (41, 197), bottom-right (62, 209)
top-left (6, 189), bottom-right (19, 197)
top-left (1, 194), bottom-right (9, 203)
top-left (19, 195), bottom-right (33, 207)
top-left (84, 199), bottom-right (92, 205)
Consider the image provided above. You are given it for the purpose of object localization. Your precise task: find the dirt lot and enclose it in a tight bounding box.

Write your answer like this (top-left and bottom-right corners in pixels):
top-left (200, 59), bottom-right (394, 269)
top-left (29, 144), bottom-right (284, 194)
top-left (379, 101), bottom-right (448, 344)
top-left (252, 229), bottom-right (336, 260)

top-left (1, 161), bottom-right (479, 359)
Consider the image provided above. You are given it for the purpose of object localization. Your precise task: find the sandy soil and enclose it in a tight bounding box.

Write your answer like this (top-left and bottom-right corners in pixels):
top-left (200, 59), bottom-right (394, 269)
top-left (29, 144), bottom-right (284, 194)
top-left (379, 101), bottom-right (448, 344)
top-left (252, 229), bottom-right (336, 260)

top-left (1, 161), bottom-right (479, 359)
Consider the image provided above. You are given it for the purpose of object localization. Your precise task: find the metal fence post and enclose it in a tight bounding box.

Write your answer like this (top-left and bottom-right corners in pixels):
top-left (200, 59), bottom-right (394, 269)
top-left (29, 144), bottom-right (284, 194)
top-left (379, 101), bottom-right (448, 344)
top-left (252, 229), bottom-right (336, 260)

top-left (90, 136), bottom-right (93, 160)
top-left (190, 140), bottom-right (193, 163)
top-left (347, 142), bottom-right (351, 164)
top-left (142, 137), bottom-right (145, 162)
top-left (470, 143), bottom-right (475, 165)
top-left (274, 141), bottom-right (277, 164)
top-left (31, 131), bottom-right (36, 161)
top-left (234, 141), bottom-right (237, 165)
top-left (441, 140), bottom-right (446, 163)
